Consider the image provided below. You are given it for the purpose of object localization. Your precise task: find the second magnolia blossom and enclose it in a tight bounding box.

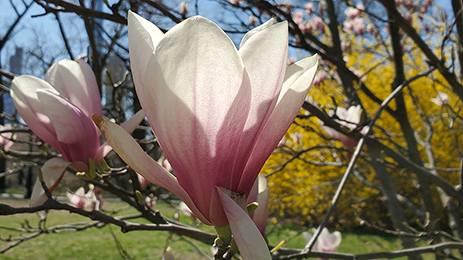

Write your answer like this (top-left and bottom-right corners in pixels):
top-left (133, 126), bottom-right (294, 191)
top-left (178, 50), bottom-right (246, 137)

top-left (11, 59), bottom-right (144, 206)
top-left (94, 11), bottom-right (317, 259)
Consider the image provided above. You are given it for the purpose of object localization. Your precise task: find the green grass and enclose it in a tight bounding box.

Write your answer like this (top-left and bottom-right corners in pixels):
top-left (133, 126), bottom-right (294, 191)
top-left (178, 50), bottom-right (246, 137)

top-left (0, 198), bottom-right (445, 259)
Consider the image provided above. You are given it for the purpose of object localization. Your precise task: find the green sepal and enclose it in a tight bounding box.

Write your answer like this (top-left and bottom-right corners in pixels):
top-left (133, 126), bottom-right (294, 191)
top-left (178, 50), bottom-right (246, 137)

top-left (214, 224), bottom-right (232, 246)
top-left (247, 202), bottom-right (259, 214)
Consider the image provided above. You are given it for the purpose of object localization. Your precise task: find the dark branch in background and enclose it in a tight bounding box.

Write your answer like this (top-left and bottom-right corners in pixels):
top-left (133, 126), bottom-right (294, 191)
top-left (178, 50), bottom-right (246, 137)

top-left (0, 198), bottom-right (216, 245)
top-left (279, 242), bottom-right (463, 260)
top-left (33, 0), bottom-right (127, 24)
top-left (0, 1), bottom-right (33, 50)
top-left (55, 12), bottom-right (74, 60)
top-left (78, 0), bottom-right (101, 92)
top-left (0, 69), bottom-right (15, 81)
top-left (140, 0), bottom-right (183, 24)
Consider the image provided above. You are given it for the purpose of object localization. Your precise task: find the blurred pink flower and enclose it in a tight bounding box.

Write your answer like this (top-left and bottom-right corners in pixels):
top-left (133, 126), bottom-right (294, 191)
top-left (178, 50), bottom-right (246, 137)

top-left (66, 187), bottom-right (86, 209)
top-left (320, 105), bottom-right (364, 149)
top-left (145, 196), bottom-right (156, 208)
top-left (249, 15), bottom-right (258, 27)
top-left (179, 1), bottom-right (188, 16)
top-left (303, 227), bottom-right (342, 257)
top-left (290, 132), bottom-right (303, 144)
top-left (313, 70), bottom-right (328, 86)
top-left (341, 40), bottom-right (350, 52)
top-left (345, 7), bottom-right (360, 19)
top-left (66, 185), bottom-right (103, 210)
top-left (343, 20), bottom-right (354, 33)
top-left (352, 17), bottom-right (365, 35)
top-left (345, 4), bottom-right (364, 19)
top-left (312, 16), bottom-right (325, 33)
top-left (95, 11), bottom-right (318, 259)
top-left (292, 11), bottom-right (304, 30)
top-left (278, 1), bottom-right (293, 13)
top-left (137, 173), bottom-right (149, 189)
top-left (229, 0), bottom-right (243, 6)
top-left (178, 201), bottom-right (196, 220)
top-left (305, 3), bottom-right (315, 14)
top-left (0, 124), bottom-right (14, 151)
top-left (430, 91), bottom-right (449, 107)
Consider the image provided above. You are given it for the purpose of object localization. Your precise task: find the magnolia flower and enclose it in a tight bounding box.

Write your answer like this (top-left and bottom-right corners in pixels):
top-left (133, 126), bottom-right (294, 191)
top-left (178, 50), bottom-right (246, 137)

top-left (345, 6), bottom-right (361, 19)
top-left (290, 132), bottom-right (303, 145)
top-left (313, 70), bottom-right (328, 86)
top-left (305, 3), bottom-right (315, 14)
top-left (66, 187), bottom-right (86, 209)
top-left (94, 11), bottom-right (317, 259)
top-left (352, 17), bottom-right (365, 35)
top-left (249, 15), bottom-right (258, 27)
top-left (145, 196), bottom-right (156, 208)
top-left (341, 40), bottom-right (350, 52)
top-left (66, 185), bottom-right (103, 210)
top-left (343, 20), bottom-right (354, 33)
top-left (229, 0), bottom-right (243, 6)
top-left (430, 91), bottom-right (449, 107)
top-left (178, 201), bottom-right (196, 220)
top-left (311, 16), bottom-right (325, 33)
top-left (11, 59), bottom-right (144, 206)
top-left (137, 173), bottom-right (149, 189)
top-left (179, 1), bottom-right (188, 16)
top-left (0, 124), bottom-right (14, 151)
top-left (303, 227), bottom-right (342, 256)
top-left (320, 105), bottom-right (363, 149)
top-left (292, 11), bottom-right (304, 26)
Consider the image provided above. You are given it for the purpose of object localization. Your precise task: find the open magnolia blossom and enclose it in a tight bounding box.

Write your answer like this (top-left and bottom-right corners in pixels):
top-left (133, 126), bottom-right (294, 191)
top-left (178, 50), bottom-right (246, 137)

top-left (93, 11), bottom-right (317, 260)
top-left (11, 59), bottom-right (145, 206)
top-left (303, 228), bottom-right (342, 256)
top-left (320, 105), bottom-right (364, 149)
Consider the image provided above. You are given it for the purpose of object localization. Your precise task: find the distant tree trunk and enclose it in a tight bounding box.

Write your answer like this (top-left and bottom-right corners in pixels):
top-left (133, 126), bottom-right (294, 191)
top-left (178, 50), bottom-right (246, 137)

top-left (0, 95), bottom-right (5, 193)
top-left (368, 145), bottom-right (422, 260)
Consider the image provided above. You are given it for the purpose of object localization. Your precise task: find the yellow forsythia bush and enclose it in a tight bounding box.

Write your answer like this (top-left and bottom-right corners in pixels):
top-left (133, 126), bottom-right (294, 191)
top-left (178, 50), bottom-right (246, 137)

top-left (262, 46), bottom-right (463, 230)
